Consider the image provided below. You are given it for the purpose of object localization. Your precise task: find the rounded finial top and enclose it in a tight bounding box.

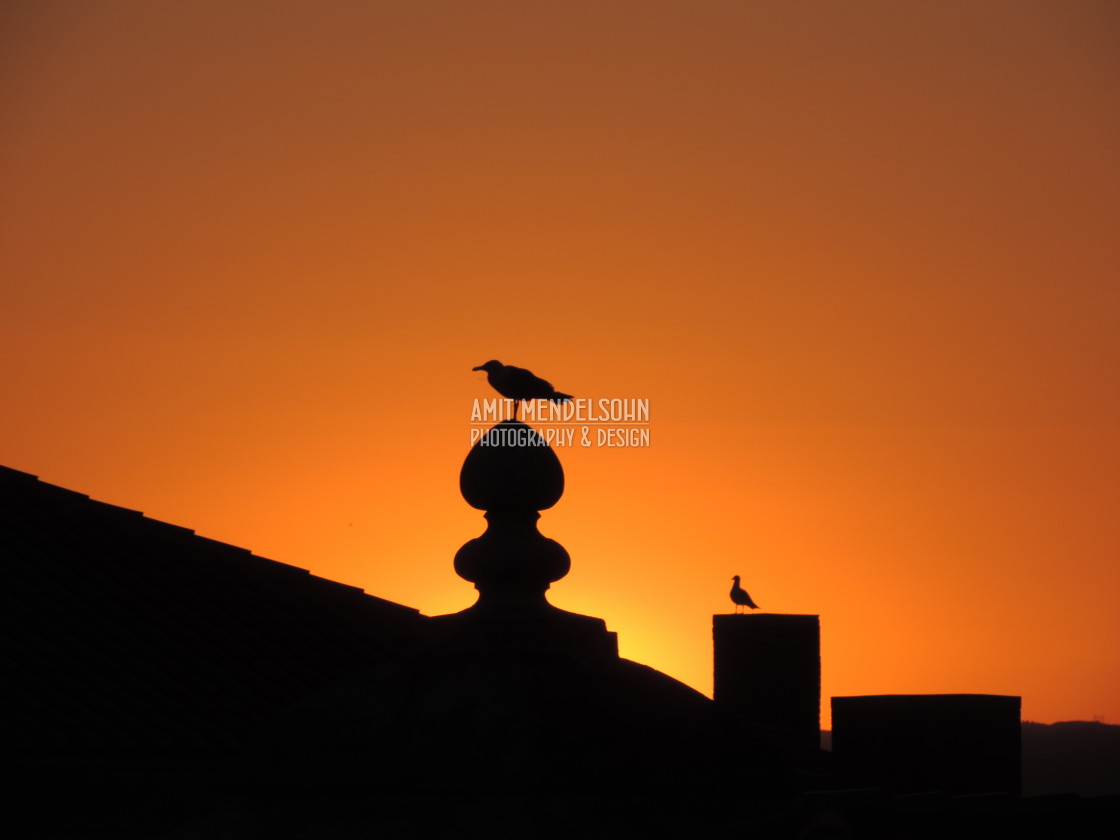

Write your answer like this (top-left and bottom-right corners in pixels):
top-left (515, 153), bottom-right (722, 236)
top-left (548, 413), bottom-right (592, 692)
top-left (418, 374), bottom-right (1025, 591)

top-left (460, 420), bottom-right (564, 512)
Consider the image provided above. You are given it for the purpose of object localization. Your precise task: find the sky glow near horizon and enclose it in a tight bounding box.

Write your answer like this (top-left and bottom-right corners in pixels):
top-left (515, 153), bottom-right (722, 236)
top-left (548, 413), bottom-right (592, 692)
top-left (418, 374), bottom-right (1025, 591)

top-left (2, 1), bottom-right (1118, 727)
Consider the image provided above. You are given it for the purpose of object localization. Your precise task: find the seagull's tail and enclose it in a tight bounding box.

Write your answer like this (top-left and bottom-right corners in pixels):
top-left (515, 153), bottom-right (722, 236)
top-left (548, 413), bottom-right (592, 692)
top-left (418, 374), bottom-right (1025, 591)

top-left (550, 393), bottom-right (573, 403)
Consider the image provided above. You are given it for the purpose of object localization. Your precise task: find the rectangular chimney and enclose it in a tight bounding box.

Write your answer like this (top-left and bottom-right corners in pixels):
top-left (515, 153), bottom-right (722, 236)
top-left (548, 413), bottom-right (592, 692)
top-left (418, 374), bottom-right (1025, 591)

top-left (712, 613), bottom-right (821, 750)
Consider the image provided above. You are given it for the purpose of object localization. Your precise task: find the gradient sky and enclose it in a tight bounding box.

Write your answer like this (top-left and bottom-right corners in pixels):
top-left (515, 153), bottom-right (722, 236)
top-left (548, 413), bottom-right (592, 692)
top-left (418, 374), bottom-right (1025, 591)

top-left (3, 1), bottom-right (1117, 728)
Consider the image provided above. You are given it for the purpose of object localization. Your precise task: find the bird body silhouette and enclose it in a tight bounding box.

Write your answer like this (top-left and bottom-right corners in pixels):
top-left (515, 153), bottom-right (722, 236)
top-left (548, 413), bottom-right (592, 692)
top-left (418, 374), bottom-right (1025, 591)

top-left (473, 360), bottom-right (572, 420)
top-left (730, 575), bottom-right (759, 613)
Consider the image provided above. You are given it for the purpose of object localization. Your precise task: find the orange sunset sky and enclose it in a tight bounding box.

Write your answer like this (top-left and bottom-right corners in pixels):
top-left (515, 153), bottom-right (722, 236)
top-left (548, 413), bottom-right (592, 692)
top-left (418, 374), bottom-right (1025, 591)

top-left (2, 1), bottom-right (1117, 728)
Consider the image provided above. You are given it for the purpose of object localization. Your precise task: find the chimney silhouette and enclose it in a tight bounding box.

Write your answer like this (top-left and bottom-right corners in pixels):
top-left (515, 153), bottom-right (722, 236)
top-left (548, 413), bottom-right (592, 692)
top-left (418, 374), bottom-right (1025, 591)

top-left (713, 614), bottom-right (821, 750)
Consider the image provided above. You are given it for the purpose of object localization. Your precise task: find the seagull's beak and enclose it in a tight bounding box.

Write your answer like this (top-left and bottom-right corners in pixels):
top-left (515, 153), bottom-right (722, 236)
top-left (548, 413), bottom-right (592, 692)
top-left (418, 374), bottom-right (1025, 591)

top-left (472, 365), bottom-right (484, 371)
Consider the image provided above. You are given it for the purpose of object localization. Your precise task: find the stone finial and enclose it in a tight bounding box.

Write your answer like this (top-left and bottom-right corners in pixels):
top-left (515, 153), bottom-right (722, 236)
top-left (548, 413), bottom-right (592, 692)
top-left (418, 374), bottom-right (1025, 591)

top-left (453, 420), bottom-right (570, 608)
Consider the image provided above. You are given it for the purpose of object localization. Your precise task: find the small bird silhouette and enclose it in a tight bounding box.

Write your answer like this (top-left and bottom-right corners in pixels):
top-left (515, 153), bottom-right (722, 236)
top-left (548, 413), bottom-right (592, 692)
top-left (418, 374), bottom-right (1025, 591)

top-left (730, 575), bottom-right (759, 614)
top-left (472, 360), bottom-right (573, 421)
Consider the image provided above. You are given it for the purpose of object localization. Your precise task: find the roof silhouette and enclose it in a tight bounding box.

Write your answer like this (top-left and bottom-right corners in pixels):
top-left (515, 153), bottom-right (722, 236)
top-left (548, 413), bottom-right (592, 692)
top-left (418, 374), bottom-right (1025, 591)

top-left (0, 458), bottom-right (801, 837)
top-left (0, 464), bottom-right (421, 754)
top-left (4, 457), bottom-right (1116, 837)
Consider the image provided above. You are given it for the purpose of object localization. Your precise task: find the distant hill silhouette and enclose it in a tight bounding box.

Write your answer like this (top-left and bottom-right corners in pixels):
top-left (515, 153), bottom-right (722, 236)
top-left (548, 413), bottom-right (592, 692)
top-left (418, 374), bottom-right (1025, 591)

top-left (824, 721), bottom-right (1120, 797)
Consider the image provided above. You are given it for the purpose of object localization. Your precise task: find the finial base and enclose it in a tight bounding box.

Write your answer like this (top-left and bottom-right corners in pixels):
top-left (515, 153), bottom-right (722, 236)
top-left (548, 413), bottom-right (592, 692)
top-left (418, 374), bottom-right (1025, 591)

top-left (453, 510), bottom-right (570, 605)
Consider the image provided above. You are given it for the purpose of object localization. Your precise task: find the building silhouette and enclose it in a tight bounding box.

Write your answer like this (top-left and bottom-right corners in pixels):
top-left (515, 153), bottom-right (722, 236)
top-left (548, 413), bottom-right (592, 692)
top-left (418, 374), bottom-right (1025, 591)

top-left (2, 421), bottom-right (1116, 837)
top-left (832, 694), bottom-right (1022, 796)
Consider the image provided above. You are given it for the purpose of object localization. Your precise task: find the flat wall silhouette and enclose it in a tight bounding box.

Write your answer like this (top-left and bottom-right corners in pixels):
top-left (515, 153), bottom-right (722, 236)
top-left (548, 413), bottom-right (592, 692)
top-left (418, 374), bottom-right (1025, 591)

top-left (831, 694), bottom-right (1021, 794)
top-left (713, 614), bottom-right (820, 750)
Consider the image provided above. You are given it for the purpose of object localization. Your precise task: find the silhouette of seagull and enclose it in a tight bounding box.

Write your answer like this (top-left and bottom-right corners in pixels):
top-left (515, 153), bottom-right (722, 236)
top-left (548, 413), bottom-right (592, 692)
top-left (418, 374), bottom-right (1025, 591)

top-left (472, 360), bottom-right (573, 421)
top-left (730, 575), bottom-right (759, 614)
